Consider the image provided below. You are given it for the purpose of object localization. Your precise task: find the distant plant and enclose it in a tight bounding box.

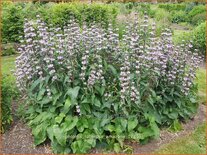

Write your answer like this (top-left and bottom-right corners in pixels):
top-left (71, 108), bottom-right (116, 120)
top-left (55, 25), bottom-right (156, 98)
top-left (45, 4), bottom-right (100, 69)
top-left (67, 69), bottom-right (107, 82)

top-left (158, 3), bottom-right (186, 12)
top-left (2, 3), bottom-right (24, 43)
top-left (191, 12), bottom-right (206, 26)
top-left (171, 11), bottom-right (187, 23)
top-left (192, 22), bottom-right (206, 56)
top-left (154, 8), bottom-right (171, 22)
top-left (187, 5), bottom-right (206, 20)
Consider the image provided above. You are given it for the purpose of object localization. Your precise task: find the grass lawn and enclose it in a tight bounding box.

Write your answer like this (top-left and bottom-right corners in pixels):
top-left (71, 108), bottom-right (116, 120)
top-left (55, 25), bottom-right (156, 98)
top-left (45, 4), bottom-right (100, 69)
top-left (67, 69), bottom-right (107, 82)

top-left (1, 55), bottom-right (17, 83)
top-left (172, 29), bottom-right (191, 45)
top-left (154, 123), bottom-right (206, 154)
top-left (196, 68), bottom-right (206, 104)
top-left (2, 55), bottom-right (17, 75)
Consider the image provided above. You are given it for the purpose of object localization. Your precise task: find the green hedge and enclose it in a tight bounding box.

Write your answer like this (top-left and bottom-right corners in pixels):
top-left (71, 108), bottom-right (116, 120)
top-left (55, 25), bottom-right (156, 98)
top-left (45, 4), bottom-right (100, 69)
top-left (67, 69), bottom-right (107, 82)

top-left (191, 12), bottom-right (206, 26)
top-left (188, 5), bottom-right (206, 19)
top-left (2, 2), bottom-right (118, 43)
top-left (2, 3), bottom-right (24, 43)
top-left (171, 10), bottom-right (187, 23)
top-left (158, 3), bottom-right (186, 12)
top-left (46, 3), bottom-right (118, 28)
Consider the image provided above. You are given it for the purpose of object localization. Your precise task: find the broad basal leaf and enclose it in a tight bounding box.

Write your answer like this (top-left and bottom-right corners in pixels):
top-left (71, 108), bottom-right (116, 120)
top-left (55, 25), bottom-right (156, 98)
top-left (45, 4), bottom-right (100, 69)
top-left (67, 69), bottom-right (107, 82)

top-left (53, 125), bottom-right (67, 146)
top-left (128, 117), bottom-right (138, 132)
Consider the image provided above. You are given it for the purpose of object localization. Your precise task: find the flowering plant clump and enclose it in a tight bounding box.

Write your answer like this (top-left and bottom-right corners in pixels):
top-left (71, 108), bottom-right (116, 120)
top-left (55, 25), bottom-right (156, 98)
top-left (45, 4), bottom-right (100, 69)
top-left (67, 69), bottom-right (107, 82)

top-left (15, 14), bottom-right (202, 153)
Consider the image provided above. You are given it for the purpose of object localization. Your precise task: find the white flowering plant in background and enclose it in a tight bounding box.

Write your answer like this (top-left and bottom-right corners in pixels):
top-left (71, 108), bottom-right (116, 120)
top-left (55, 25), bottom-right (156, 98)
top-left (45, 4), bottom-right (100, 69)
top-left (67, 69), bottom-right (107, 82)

top-left (15, 13), bottom-right (202, 153)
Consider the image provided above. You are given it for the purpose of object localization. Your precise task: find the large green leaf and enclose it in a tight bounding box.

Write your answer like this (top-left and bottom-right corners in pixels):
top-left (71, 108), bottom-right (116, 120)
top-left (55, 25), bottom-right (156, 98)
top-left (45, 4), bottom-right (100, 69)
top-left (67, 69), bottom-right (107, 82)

top-left (120, 118), bottom-right (127, 130)
top-left (105, 124), bottom-right (115, 132)
top-left (100, 117), bottom-right (111, 127)
top-left (95, 85), bottom-right (105, 96)
top-left (114, 143), bottom-right (121, 153)
top-left (62, 116), bottom-right (78, 132)
top-left (71, 140), bottom-right (92, 153)
top-left (28, 112), bottom-right (52, 126)
top-left (128, 117), bottom-right (138, 132)
top-left (51, 140), bottom-right (70, 154)
top-left (169, 119), bottom-right (183, 132)
top-left (37, 88), bottom-right (46, 101)
top-left (94, 97), bottom-right (101, 107)
top-left (108, 64), bottom-right (118, 76)
top-left (82, 103), bottom-right (91, 113)
top-left (47, 125), bottom-right (54, 142)
top-left (55, 113), bottom-right (66, 124)
top-left (32, 123), bottom-right (47, 145)
top-left (146, 114), bottom-right (160, 138)
top-left (29, 78), bottom-right (41, 92)
top-left (115, 125), bottom-right (122, 134)
top-left (62, 98), bottom-right (71, 114)
top-left (52, 92), bottom-right (62, 105)
top-left (53, 125), bottom-right (67, 146)
top-left (65, 86), bottom-right (80, 99)
top-left (128, 131), bottom-right (145, 141)
top-left (168, 110), bottom-right (178, 119)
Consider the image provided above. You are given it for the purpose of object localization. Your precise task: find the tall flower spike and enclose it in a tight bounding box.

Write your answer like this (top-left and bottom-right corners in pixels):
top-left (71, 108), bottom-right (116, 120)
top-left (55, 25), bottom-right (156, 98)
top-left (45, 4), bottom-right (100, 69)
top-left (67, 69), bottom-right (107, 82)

top-left (120, 53), bottom-right (131, 103)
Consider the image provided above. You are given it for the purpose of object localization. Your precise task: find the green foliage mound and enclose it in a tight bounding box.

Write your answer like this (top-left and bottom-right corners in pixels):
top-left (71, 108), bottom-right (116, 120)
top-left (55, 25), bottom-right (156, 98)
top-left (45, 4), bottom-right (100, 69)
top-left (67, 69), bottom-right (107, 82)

top-left (192, 22), bottom-right (206, 56)
top-left (15, 14), bottom-right (202, 153)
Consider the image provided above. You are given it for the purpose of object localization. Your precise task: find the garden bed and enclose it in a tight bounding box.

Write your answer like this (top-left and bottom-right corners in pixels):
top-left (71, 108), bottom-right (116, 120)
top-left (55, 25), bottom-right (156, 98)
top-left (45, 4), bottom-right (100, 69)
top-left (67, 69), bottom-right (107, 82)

top-left (1, 1), bottom-right (206, 154)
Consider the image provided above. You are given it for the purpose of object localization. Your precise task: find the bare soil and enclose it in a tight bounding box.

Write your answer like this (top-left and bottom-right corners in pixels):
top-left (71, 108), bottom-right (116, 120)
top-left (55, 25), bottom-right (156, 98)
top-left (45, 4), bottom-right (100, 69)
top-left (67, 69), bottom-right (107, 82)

top-left (1, 100), bottom-right (206, 154)
top-left (170, 23), bottom-right (191, 31)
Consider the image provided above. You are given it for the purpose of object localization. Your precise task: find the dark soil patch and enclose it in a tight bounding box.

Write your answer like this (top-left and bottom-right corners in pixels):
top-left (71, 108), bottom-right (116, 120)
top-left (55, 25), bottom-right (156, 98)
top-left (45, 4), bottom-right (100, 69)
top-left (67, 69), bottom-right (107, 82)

top-left (1, 100), bottom-right (206, 154)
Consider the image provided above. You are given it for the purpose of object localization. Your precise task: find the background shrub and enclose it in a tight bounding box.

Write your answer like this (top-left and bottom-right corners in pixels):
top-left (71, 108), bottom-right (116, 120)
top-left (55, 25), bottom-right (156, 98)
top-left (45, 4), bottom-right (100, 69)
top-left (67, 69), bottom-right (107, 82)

top-left (2, 2), bottom-right (118, 42)
top-left (158, 3), bottom-right (186, 12)
top-left (2, 3), bottom-right (24, 43)
top-left (192, 22), bottom-right (206, 56)
top-left (187, 5), bottom-right (206, 20)
top-left (154, 8), bottom-right (171, 22)
top-left (80, 3), bottom-right (118, 28)
top-left (185, 2), bottom-right (196, 13)
top-left (136, 3), bottom-right (152, 15)
top-left (46, 3), bottom-right (82, 26)
top-left (191, 12), bottom-right (206, 26)
top-left (1, 75), bottom-right (19, 133)
top-left (172, 30), bottom-right (191, 45)
top-left (171, 10), bottom-right (187, 23)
